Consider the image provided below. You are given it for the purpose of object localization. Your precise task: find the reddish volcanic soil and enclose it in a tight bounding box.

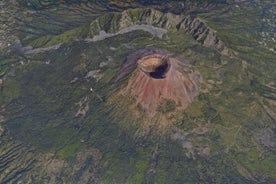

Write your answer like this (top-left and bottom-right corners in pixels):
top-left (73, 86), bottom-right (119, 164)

top-left (118, 48), bottom-right (200, 118)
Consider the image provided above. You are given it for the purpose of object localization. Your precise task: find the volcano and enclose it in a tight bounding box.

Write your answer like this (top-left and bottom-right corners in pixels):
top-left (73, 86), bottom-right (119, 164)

top-left (118, 48), bottom-right (200, 119)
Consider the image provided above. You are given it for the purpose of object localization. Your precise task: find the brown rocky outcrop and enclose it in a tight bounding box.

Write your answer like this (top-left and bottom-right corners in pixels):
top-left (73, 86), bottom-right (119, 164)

top-left (117, 48), bottom-right (200, 125)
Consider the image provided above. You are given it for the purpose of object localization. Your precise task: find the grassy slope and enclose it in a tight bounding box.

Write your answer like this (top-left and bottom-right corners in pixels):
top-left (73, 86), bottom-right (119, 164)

top-left (0, 1), bottom-right (275, 183)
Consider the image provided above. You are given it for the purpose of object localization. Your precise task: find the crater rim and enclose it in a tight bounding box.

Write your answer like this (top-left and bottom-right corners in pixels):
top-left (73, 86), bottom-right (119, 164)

top-left (137, 54), bottom-right (171, 79)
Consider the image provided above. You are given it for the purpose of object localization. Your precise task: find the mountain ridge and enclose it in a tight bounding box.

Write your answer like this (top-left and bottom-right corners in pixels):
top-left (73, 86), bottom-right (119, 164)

top-left (89, 8), bottom-right (230, 55)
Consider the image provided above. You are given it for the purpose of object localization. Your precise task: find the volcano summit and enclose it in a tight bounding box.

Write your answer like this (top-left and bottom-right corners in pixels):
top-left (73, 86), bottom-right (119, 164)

top-left (117, 48), bottom-right (200, 124)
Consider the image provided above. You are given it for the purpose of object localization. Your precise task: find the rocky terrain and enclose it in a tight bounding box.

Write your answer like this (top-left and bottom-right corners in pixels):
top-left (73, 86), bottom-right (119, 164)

top-left (115, 48), bottom-right (200, 130)
top-left (0, 0), bottom-right (275, 183)
top-left (89, 8), bottom-right (230, 55)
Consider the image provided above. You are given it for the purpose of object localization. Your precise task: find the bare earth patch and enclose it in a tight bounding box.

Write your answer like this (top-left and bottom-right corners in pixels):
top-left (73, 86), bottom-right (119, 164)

top-left (115, 48), bottom-right (200, 130)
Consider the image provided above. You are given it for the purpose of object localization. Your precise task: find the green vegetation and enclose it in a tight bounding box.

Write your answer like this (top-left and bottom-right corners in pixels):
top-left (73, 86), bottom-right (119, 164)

top-left (17, 0), bottom-right (227, 10)
top-left (0, 79), bottom-right (21, 104)
top-left (0, 0), bottom-right (275, 183)
top-left (29, 25), bottom-right (89, 48)
top-left (158, 98), bottom-right (176, 113)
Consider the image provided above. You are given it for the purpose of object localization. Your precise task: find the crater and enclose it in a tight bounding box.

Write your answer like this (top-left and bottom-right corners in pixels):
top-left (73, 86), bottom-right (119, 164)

top-left (116, 48), bottom-right (200, 128)
top-left (137, 55), bottom-right (170, 79)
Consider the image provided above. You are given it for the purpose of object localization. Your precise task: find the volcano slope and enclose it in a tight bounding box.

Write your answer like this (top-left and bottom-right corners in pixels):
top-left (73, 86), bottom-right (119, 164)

top-left (0, 1), bottom-right (276, 183)
top-left (114, 48), bottom-right (200, 130)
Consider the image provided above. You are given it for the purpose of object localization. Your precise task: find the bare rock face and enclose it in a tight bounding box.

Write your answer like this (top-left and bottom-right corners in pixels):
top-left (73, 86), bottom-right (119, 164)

top-left (137, 54), bottom-right (170, 79)
top-left (117, 48), bottom-right (200, 127)
top-left (90, 8), bottom-right (230, 56)
top-left (177, 16), bottom-right (229, 55)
